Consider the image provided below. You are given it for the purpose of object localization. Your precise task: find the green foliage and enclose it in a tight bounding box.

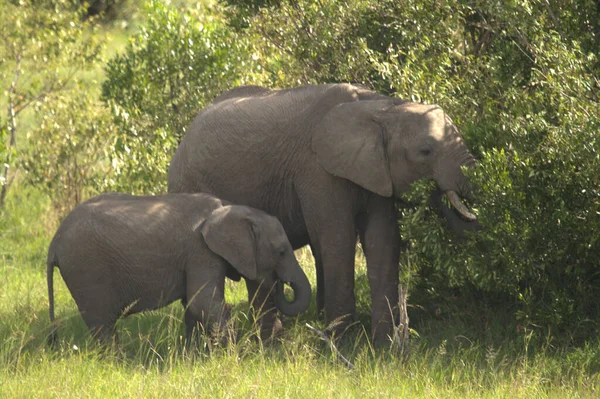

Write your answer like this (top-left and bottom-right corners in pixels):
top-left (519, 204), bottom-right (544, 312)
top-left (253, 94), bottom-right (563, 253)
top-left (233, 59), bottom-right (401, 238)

top-left (82, 0), bottom-right (142, 22)
top-left (20, 89), bottom-right (115, 217)
top-left (101, 0), bottom-right (266, 193)
top-left (363, 0), bottom-right (600, 342)
top-left (0, 0), bottom-right (103, 205)
top-left (229, 0), bottom-right (378, 87)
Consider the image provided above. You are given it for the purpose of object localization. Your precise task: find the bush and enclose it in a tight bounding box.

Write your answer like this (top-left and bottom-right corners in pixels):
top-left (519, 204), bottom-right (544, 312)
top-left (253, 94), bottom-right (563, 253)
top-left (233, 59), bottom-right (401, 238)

top-left (101, 0), bottom-right (268, 193)
top-left (21, 90), bottom-right (115, 218)
top-left (0, 0), bottom-right (103, 206)
top-left (368, 1), bottom-right (600, 342)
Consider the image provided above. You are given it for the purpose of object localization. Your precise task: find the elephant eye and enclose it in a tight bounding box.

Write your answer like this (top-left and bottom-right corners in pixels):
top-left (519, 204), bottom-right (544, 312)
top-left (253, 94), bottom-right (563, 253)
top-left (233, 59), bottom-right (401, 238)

top-left (419, 146), bottom-right (433, 157)
top-left (279, 248), bottom-right (286, 257)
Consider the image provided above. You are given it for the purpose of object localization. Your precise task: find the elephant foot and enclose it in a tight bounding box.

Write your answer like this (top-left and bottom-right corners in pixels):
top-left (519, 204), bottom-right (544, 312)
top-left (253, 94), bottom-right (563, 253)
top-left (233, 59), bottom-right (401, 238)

top-left (259, 316), bottom-right (283, 343)
top-left (247, 307), bottom-right (283, 343)
top-left (372, 318), bottom-right (409, 350)
top-left (372, 328), bottom-right (394, 347)
top-left (323, 313), bottom-right (354, 342)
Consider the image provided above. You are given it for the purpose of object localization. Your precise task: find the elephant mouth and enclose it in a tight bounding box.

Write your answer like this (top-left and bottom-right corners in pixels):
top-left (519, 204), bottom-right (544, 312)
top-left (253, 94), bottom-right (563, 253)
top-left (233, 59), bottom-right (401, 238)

top-left (445, 190), bottom-right (477, 221)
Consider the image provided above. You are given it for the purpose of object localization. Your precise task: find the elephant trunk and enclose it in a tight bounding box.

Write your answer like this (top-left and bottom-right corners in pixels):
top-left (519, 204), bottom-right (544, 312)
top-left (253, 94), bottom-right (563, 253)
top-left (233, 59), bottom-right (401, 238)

top-left (274, 261), bottom-right (311, 316)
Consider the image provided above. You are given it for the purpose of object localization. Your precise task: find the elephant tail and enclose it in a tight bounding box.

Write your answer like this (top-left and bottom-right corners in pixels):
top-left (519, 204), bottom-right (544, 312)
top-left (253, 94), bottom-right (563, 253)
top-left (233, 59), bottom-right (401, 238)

top-left (47, 244), bottom-right (58, 346)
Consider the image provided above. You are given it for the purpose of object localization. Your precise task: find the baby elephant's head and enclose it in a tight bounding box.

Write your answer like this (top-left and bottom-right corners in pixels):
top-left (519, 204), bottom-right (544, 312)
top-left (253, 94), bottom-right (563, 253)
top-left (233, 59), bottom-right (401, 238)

top-left (201, 205), bottom-right (311, 316)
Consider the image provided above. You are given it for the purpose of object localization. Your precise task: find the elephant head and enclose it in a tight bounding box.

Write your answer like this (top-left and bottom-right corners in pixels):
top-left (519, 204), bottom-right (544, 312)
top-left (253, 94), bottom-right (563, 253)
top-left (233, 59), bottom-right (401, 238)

top-left (312, 100), bottom-right (476, 221)
top-left (200, 205), bottom-right (311, 316)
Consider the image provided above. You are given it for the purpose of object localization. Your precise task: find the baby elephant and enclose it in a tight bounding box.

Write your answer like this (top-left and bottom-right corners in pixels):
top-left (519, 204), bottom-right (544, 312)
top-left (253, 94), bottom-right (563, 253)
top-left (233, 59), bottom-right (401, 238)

top-left (47, 193), bottom-right (311, 343)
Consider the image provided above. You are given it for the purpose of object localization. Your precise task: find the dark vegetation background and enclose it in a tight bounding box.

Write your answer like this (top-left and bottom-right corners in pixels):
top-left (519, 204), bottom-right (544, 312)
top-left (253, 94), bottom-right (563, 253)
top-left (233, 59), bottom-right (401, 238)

top-left (1, 0), bottom-right (599, 350)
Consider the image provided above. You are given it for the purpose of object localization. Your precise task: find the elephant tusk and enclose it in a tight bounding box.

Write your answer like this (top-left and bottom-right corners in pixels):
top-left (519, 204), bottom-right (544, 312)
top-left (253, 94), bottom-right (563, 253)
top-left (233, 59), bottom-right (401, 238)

top-left (445, 190), bottom-right (477, 221)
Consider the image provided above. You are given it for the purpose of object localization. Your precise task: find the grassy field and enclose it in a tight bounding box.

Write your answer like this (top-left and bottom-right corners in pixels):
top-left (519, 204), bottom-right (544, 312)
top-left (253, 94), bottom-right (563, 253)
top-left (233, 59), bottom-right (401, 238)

top-left (1, 186), bottom-right (600, 398)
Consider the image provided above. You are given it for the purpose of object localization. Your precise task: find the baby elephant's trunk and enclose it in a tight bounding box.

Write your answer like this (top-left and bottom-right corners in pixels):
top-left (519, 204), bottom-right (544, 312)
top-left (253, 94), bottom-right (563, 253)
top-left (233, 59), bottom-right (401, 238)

top-left (274, 260), bottom-right (311, 316)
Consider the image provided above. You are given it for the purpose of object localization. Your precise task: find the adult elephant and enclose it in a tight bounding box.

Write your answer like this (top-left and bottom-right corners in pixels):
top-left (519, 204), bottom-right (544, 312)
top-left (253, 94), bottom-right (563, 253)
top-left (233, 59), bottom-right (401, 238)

top-left (168, 84), bottom-right (477, 344)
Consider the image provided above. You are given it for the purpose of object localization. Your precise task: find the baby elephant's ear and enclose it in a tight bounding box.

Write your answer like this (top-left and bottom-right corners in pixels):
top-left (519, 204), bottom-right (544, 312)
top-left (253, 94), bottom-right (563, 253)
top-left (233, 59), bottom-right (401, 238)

top-left (200, 205), bottom-right (257, 280)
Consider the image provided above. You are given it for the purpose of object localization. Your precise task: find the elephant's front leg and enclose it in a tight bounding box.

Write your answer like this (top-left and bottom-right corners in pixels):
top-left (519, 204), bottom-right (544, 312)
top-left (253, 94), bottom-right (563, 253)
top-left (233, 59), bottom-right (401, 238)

top-left (300, 196), bottom-right (358, 337)
top-left (185, 268), bottom-right (229, 345)
top-left (310, 242), bottom-right (325, 314)
top-left (357, 196), bottom-right (401, 346)
top-left (245, 278), bottom-right (283, 341)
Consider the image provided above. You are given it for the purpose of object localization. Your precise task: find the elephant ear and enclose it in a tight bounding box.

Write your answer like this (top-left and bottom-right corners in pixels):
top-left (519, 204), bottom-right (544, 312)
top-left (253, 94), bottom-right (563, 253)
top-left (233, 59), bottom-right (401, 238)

top-left (200, 205), bottom-right (257, 280)
top-left (312, 100), bottom-right (394, 197)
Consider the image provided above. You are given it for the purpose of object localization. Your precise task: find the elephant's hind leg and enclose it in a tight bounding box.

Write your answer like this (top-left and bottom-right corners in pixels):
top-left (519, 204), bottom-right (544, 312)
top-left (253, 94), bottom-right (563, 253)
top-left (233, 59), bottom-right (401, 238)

top-left (69, 283), bottom-right (120, 345)
top-left (86, 319), bottom-right (117, 344)
top-left (79, 306), bottom-right (118, 344)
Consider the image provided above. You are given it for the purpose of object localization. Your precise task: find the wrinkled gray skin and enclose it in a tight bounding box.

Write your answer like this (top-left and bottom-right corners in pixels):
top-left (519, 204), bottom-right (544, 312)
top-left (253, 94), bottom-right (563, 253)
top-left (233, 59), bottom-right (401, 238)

top-left (168, 84), bottom-right (476, 344)
top-left (47, 193), bottom-right (311, 343)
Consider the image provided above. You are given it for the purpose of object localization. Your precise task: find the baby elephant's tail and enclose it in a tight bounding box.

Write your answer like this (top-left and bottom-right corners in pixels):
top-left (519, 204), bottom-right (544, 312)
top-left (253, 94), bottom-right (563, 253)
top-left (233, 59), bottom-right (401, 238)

top-left (47, 243), bottom-right (58, 346)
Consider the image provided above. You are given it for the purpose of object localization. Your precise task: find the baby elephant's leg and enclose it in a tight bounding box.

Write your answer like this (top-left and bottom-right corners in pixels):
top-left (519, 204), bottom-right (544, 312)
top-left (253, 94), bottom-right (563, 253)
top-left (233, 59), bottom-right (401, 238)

top-left (73, 289), bottom-right (119, 345)
top-left (184, 276), bottom-right (229, 346)
top-left (83, 314), bottom-right (117, 344)
top-left (63, 261), bottom-right (121, 346)
top-left (245, 279), bottom-right (282, 341)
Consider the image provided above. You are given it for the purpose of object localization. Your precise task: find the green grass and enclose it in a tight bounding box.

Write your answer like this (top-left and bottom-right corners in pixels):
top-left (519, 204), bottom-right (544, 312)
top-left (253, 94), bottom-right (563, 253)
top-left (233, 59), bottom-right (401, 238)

top-left (2, 187), bottom-right (600, 398)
